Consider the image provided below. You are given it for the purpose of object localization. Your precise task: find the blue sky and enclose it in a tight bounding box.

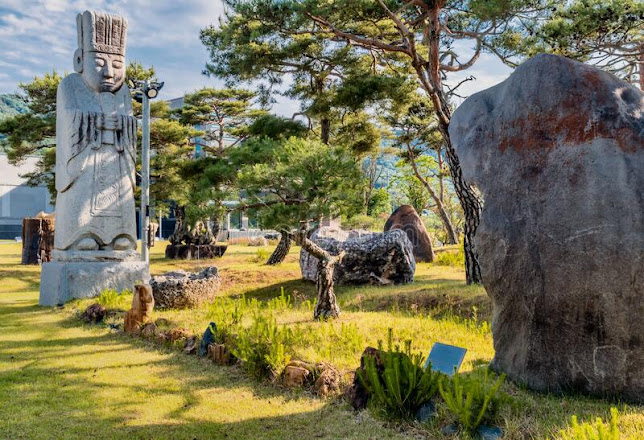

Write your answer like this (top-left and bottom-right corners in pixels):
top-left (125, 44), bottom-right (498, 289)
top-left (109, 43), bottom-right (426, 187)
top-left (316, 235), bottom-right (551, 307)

top-left (0, 0), bottom-right (512, 116)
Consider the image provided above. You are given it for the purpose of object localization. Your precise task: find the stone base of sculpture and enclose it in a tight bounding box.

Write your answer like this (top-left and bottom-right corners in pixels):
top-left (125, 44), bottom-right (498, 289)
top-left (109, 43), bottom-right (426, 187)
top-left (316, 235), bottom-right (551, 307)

top-left (39, 252), bottom-right (148, 306)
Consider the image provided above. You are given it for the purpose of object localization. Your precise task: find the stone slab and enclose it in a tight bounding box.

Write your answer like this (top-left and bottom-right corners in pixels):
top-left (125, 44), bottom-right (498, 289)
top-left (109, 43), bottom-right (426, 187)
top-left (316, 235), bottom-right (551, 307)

top-left (52, 249), bottom-right (139, 262)
top-left (39, 260), bottom-right (149, 306)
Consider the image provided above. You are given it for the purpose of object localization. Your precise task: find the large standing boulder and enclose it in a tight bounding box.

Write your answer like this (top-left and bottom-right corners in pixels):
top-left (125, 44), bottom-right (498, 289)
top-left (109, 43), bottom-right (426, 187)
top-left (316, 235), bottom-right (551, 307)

top-left (384, 205), bottom-right (435, 262)
top-left (450, 54), bottom-right (644, 401)
top-left (151, 266), bottom-right (221, 309)
top-left (300, 229), bottom-right (415, 285)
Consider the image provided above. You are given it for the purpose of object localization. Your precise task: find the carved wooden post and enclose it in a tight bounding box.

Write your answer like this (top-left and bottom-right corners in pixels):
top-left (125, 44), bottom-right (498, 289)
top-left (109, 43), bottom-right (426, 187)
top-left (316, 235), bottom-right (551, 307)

top-left (21, 216), bottom-right (55, 265)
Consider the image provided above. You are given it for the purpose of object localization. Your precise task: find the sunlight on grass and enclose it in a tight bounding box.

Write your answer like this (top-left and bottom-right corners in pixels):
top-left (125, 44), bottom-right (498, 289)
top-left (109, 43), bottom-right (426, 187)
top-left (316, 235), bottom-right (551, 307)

top-left (1, 241), bottom-right (643, 439)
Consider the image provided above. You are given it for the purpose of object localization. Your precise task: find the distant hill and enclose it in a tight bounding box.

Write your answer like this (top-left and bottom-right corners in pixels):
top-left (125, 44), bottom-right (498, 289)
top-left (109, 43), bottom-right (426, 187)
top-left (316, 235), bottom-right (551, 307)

top-left (0, 94), bottom-right (28, 121)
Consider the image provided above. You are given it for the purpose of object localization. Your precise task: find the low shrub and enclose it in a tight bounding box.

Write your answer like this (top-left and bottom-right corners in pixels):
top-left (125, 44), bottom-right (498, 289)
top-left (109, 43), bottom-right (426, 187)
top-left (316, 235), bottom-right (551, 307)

top-left (204, 291), bottom-right (365, 377)
top-left (432, 249), bottom-right (465, 267)
top-left (559, 408), bottom-right (620, 440)
top-left (250, 248), bottom-right (271, 263)
top-left (438, 367), bottom-right (507, 433)
top-left (229, 313), bottom-right (294, 379)
top-left (267, 287), bottom-right (292, 311)
top-left (97, 288), bottom-right (131, 309)
top-left (358, 329), bottom-right (442, 421)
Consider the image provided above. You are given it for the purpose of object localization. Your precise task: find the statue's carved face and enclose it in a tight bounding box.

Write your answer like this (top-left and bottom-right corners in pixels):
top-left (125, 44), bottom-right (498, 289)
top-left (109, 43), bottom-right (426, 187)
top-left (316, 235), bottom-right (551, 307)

top-left (82, 52), bottom-right (125, 93)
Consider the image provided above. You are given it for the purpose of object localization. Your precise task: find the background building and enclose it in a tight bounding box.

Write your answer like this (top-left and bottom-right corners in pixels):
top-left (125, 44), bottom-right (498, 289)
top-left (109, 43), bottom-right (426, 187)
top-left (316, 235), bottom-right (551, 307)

top-left (0, 154), bottom-right (54, 239)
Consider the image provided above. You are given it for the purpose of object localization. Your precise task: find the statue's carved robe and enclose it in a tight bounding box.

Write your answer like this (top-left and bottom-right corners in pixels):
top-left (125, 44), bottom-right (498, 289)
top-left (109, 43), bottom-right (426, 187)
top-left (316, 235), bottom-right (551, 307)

top-left (55, 73), bottom-right (137, 250)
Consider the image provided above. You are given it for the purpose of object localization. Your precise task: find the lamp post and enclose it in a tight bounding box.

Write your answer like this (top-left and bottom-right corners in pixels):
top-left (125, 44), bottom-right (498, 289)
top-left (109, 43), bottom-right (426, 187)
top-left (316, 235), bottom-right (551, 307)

top-left (127, 78), bottom-right (164, 269)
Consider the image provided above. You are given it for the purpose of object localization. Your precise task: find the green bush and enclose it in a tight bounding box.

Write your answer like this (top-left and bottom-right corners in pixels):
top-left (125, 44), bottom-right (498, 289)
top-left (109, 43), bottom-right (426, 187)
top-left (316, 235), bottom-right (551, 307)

top-left (228, 313), bottom-right (294, 379)
top-left (251, 248), bottom-right (271, 263)
top-left (97, 288), bottom-right (131, 309)
top-left (438, 367), bottom-right (507, 433)
top-left (358, 329), bottom-right (442, 421)
top-left (267, 287), bottom-right (292, 311)
top-left (204, 291), bottom-right (367, 379)
top-left (559, 408), bottom-right (620, 440)
top-left (432, 249), bottom-right (465, 267)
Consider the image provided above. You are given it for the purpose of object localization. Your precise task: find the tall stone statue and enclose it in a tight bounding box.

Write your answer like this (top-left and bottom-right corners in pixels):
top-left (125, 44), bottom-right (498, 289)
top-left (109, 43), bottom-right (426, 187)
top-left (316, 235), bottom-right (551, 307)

top-left (40, 11), bottom-right (147, 306)
top-left (57, 11), bottom-right (137, 252)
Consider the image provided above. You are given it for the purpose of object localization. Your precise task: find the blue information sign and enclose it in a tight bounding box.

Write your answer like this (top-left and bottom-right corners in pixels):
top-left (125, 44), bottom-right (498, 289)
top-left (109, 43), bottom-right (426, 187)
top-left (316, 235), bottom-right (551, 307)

top-left (424, 342), bottom-right (467, 376)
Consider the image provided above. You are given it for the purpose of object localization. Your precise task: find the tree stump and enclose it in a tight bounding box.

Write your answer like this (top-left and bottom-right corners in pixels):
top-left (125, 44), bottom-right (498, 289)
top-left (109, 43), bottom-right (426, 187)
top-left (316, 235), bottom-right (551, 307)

top-left (21, 215), bottom-right (55, 265)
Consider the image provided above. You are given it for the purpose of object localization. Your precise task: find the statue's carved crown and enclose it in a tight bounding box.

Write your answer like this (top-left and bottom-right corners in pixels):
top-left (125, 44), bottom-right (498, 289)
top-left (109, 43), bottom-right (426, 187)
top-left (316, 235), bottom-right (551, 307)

top-left (76, 10), bottom-right (127, 56)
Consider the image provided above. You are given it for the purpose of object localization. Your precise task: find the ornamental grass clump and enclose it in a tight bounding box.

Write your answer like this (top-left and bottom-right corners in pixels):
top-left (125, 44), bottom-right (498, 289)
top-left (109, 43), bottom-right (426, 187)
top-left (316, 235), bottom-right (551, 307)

top-left (438, 367), bottom-right (507, 433)
top-left (559, 407), bottom-right (620, 440)
top-left (358, 329), bottom-right (442, 421)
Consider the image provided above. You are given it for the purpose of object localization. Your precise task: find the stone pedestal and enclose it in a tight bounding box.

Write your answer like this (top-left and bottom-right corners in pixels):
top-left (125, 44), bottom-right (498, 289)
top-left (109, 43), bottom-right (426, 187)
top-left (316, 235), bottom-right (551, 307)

top-left (39, 250), bottom-right (148, 306)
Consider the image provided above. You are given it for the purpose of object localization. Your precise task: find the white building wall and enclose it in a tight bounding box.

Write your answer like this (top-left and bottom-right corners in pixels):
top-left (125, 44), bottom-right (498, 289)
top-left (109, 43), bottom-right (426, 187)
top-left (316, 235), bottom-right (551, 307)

top-left (0, 154), bottom-right (54, 239)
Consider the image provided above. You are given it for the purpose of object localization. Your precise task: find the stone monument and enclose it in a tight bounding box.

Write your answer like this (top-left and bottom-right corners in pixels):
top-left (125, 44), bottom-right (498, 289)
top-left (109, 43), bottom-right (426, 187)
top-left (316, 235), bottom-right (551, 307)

top-left (300, 229), bottom-right (415, 285)
top-left (450, 54), bottom-right (644, 401)
top-left (40, 10), bottom-right (147, 306)
top-left (384, 205), bottom-right (435, 262)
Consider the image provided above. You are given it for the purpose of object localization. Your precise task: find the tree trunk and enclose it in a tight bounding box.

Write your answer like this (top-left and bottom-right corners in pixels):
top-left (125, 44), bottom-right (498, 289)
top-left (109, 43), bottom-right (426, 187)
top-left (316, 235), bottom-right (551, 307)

top-left (416, 6), bottom-right (482, 284)
top-left (407, 147), bottom-right (458, 245)
top-left (314, 257), bottom-right (341, 319)
top-left (267, 230), bottom-right (292, 265)
top-left (320, 117), bottom-right (331, 145)
top-left (211, 217), bottom-right (221, 241)
top-left (296, 227), bottom-right (343, 320)
top-left (438, 148), bottom-right (445, 202)
top-left (443, 138), bottom-right (482, 284)
top-left (21, 217), bottom-right (55, 265)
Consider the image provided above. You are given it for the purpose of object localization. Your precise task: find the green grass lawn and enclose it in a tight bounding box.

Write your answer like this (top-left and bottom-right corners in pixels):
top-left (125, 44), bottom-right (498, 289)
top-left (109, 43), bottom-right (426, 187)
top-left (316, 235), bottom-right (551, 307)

top-left (1, 242), bottom-right (642, 439)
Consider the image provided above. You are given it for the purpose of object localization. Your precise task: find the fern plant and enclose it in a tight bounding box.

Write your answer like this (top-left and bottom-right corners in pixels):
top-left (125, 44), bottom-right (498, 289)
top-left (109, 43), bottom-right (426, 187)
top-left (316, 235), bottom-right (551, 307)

top-left (559, 408), bottom-right (620, 440)
top-left (438, 367), bottom-right (507, 433)
top-left (358, 329), bottom-right (442, 421)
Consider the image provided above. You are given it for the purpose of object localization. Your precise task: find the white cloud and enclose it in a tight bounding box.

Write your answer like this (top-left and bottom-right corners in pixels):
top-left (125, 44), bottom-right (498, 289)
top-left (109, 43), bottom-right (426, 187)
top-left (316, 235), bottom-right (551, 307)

top-left (0, 0), bottom-right (225, 96)
top-left (0, 1), bottom-right (514, 116)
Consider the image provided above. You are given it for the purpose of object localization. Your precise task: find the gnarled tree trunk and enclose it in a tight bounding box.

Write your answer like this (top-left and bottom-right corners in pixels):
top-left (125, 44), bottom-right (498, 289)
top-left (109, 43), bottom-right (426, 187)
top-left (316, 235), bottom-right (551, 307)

top-left (267, 229), bottom-right (292, 265)
top-left (420, 6), bottom-right (482, 284)
top-left (314, 256), bottom-right (342, 319)
top-left (296, 227), bottom-right (344, 320)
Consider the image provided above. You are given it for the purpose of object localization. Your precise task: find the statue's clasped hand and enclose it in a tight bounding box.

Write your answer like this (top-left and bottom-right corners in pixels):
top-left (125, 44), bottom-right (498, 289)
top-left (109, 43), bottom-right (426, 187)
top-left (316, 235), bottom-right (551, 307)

top-left (101, 114), bottom-right (119, 131)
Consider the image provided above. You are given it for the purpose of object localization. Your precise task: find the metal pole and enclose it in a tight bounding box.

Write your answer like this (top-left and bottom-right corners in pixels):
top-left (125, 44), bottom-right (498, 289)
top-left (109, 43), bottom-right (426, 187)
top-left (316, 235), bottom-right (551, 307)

top-left (141, 82), bottom-right (150, 265)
